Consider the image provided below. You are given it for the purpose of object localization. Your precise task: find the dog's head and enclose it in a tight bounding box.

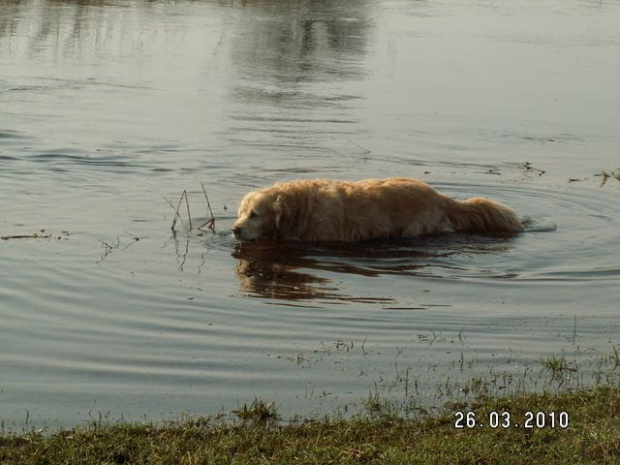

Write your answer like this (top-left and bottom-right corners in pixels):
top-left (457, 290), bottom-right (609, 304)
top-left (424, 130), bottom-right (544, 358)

top-left (232, 188), bottom-right (290, 241)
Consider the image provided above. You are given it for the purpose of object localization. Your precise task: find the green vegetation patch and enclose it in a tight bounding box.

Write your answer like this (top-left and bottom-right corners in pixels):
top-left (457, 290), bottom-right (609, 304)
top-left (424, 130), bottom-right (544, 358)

top-left (1, 385), bottom-right (619, 464)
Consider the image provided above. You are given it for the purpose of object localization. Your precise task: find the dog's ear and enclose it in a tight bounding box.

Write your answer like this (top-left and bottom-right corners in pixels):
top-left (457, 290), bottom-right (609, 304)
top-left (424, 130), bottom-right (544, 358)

top-left (274, 194), bottom-right (287, 230)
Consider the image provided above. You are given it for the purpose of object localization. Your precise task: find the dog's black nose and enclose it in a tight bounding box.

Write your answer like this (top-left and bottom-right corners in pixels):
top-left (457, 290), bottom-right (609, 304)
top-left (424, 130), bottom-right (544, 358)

top-left (232, 226), bottom-right (242, 238)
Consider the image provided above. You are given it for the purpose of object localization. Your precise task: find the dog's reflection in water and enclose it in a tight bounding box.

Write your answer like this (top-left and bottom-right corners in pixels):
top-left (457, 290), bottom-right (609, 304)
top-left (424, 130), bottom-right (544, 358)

top-left (231, 239), bottom-right (467, 302)
top-left (232, 235), bottom-right (517, 302)
top-left (232, 242), bottom-right (340, 302)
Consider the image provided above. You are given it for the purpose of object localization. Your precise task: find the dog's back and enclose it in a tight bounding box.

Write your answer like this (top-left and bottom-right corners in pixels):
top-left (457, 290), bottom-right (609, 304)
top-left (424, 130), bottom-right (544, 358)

top-left (233, 177), bottom-right (523, 242)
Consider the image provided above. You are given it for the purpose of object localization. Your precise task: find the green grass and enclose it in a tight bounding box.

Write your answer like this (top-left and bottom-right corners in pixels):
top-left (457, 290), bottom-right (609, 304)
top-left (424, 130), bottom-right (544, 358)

top-left (2, 343), bottom-right (618, 464)
top-left (1, 385), bottom-right (619, 464)
top-left (232, 398), bottom-right (280, 426)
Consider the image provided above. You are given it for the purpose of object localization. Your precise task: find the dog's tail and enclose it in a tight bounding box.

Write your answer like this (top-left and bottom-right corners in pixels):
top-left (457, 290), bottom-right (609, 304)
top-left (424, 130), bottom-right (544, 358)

top-left (447, 197), bottom-right (524, 234)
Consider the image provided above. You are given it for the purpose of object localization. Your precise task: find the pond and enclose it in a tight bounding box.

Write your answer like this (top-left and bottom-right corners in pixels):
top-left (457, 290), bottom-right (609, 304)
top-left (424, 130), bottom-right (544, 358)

top-left (1, 0), bottom-right (619, 430)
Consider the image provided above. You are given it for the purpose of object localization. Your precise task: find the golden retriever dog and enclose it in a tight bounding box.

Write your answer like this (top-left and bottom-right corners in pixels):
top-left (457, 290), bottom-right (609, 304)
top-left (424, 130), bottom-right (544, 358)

top-left (232, 178), bottom-right (523, 242)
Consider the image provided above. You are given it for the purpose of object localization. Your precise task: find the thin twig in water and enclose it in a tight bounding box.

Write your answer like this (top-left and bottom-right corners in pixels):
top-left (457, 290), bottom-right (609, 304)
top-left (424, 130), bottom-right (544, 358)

top-left (167, 185), bottom-right (218, 232)
top-left (181, 190), bottom-right (192, 230)
top-left (429, 329), bottom-right (438, 347)
top-left (199, 182), bottom-right (216, 231)
top-left (166, 190), bottom-right (192, 230)
top-left (98, 237), bottom-right (120, 262)
top-left (97, 232), bottom-right (143, 263)
top-left (122, 231), bottom-right (141, 250)
top-left (167, 190), bottom-right (192, 230)
top-left (176, 189), bottom-right (192, 231)
top-left (523, 161), bottom-right (546, 176)
top-left (165, 197), bottom-right (183, 231)
top-left (595, 167), bottom-right (620, 186)
top-left (1, 233), bottom-right (51, 240)
top-left (176, 191), bottom-right (187, 229)
top-left (347, 137), bottom-right (371, 155)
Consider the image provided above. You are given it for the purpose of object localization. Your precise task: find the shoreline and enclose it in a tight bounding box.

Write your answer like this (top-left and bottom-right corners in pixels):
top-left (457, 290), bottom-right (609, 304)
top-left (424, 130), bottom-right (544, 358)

top-left (1, 383), bottom-right (618, 464)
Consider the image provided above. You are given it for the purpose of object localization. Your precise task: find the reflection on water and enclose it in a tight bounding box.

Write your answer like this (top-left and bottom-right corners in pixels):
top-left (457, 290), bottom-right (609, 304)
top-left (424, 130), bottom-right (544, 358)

top-left (232, 234), bottom-right (516, 302)
top-left (228, 0), bottom-right (372, 152)
top-left (231, 0), bottom-right (370, 85)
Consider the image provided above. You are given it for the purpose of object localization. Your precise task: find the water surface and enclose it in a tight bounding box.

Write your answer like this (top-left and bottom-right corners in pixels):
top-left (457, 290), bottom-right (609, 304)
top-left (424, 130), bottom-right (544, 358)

top-left (1, 0), bottom-right (619, 429)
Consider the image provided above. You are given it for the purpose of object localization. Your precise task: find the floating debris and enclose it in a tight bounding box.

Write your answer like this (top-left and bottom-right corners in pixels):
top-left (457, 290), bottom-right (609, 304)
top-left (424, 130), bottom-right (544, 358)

top-left (1, 229), bottom-right (70, 241)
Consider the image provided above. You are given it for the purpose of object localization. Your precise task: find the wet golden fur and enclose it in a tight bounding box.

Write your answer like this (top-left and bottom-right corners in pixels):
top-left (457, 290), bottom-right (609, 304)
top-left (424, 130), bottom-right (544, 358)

top-left (232, 178), bottom-right (523, 242)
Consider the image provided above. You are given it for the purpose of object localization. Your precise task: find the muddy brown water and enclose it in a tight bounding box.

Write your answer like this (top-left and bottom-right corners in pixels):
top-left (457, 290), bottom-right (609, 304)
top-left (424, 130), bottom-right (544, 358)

top-left (1, 0), bottom-right (619, 429)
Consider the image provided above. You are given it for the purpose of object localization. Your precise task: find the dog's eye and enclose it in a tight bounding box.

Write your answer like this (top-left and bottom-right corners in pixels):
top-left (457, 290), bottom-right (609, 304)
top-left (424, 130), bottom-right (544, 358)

top-left (249, 211), bottom-right (259, 219)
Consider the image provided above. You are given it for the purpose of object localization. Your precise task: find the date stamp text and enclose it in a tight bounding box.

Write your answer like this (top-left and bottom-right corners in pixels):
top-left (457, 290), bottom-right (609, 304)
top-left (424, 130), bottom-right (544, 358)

top-left (454, 411), bottom-right (569, 429)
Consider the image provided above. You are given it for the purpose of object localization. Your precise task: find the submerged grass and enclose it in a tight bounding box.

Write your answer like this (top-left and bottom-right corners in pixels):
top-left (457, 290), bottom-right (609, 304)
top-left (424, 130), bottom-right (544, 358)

top-left (538, 355), bottom-right (578, 386)
top-left (0, 384), bottom-right (619, 464)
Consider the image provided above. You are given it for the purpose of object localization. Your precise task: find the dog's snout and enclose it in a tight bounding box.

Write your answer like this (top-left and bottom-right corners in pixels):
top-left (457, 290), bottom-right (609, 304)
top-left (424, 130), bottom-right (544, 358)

top-left (232, 225), bottom-right (242, 238)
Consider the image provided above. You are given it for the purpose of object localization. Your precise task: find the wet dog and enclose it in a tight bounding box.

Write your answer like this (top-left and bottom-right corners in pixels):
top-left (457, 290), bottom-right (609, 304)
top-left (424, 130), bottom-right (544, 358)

top-left (232, 178), bottom-right (523, 242)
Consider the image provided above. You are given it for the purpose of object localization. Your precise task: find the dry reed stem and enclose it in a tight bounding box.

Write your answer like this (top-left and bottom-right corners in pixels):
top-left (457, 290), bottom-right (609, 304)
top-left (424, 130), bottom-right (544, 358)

top-left (98, 237), bottom-right (120, 262)
top-left (165, 191), bottom-right (193, 231)
top-left (167, 186), bottom-right (216, 232)
top-left (1, 233), bottom-right (52, 240)
top-left (347, 137), bottom-right (371, 155)
top-left (181, 190), bottom-right (192, 230)
top-left (164, 197), bottom-right (182, 230)
top-left (198, 182), bottom-right (216, 231)
top-left (523, 161), bottom-right (546, 176)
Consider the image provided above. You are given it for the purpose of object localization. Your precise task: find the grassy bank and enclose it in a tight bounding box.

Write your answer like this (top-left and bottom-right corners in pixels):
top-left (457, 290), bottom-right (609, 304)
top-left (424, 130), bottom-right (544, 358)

top-left (1, 385), bottom-right (619, 464)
